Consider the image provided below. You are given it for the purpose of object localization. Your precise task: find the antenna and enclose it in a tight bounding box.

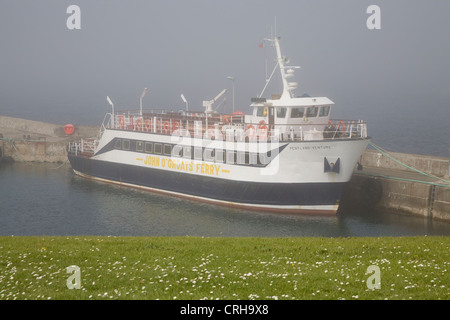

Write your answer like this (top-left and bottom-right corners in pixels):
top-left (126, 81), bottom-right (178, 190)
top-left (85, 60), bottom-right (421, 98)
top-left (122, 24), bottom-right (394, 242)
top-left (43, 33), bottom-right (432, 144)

top-left (274, 16), bottom-right (277, 37)
top-left (106, 96), bottom-right (114, 127)
top-left (140, 88), bottom-right (147, 116)
top-left (180, 94), bottom-right (188, 111)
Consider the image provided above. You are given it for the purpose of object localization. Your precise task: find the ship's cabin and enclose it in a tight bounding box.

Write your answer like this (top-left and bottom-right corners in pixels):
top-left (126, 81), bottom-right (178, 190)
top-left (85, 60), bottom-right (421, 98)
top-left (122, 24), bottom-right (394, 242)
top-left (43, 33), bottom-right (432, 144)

top-left (248, 95), bottom-right (334, 140)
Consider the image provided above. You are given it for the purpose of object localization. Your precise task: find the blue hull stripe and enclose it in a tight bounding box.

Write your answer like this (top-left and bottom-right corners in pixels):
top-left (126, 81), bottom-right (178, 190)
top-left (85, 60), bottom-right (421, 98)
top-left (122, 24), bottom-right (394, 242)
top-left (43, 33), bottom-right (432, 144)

top-left (68, 155), bottom-right (346, 207)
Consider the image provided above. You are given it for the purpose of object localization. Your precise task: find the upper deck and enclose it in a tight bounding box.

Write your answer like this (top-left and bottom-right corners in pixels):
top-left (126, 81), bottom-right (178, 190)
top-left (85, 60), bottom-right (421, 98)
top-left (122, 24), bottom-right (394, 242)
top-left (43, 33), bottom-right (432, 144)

top-left (104, 108), bottom-right (367, 143)
top-left (68, 35), bottom-right (368, 157)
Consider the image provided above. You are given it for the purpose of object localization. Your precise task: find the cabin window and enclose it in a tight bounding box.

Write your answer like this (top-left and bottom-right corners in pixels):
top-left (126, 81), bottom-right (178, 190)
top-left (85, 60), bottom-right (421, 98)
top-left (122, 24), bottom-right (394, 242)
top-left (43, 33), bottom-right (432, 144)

top-left (183, 146), bottom-right (192, 159)
top-left (319, 106), bottom-right (330, 117)
top-left (257, 153), bottom-right (268, 165)
top-left (145, 142), bottom-right (153, 153)
top-left (136, 141), bottom-right (144, 152)
top-left (163, 144), bottom-right (172, 156)
top-left (114, 139), bottom-right (122, 149)
top-left (194, 147), bottom-right (203, 160)
top-left (154, 143), bottom-right (162, 154)
top-left (122, 139), bottom-right (130, 150)
top-left (250, 153), bottom-right (258, 166)
top-left (256, 106), bottom-right (267, 117)
top-left (276, 107), bottom-right (287, 118)
top-left (215, 149), bottom-right (225, 163)
top-left (306, 106), bottom-right (318, 117)
top-left (237, 152), bottom-right (250, 165)
top-left (291, 107), bottom-right (304, 118)
top-left (226, 151), bottom-right (236, 164)
top-left (172, 145), bottom-right (183, 157)
top-left (204, 148), bottom-right (214, 162)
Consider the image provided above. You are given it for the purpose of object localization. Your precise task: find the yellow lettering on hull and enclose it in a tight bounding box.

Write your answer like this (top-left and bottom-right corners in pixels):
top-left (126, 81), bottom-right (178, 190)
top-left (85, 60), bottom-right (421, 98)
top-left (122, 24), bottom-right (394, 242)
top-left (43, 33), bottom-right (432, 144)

top-left (138, 156), bottom-right (224, 176)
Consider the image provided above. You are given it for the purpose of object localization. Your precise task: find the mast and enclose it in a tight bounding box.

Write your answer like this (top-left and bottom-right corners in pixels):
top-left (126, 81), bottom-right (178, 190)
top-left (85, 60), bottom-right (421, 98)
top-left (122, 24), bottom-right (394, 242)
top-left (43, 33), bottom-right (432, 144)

top-left (259, 37), bottom-right (300, 99)
top-left (274, 37), bottom-right (291, 99)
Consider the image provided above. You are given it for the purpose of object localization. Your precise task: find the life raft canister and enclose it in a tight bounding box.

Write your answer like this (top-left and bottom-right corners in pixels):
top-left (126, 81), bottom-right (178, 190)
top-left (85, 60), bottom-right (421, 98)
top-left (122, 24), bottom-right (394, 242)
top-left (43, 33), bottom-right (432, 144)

top-left (64, 124), bottom-right (75, 135)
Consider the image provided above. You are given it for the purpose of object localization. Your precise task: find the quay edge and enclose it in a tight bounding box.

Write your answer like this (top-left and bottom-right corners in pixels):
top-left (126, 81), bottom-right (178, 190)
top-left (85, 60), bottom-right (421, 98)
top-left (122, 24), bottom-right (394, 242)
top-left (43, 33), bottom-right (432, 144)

top-left (340, 149), bottom-right (450, 222)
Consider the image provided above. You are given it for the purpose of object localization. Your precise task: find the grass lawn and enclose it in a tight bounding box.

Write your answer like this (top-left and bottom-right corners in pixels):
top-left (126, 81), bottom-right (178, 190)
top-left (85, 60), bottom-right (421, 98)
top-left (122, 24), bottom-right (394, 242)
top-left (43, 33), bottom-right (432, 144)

top-left (0, 236), bottom-right (448, 300)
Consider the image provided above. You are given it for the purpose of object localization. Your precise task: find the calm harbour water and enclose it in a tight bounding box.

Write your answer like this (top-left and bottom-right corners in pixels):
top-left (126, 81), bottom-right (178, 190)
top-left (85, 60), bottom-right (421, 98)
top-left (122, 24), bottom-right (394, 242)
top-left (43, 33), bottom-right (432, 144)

top-left (0, 162), bottom-right (449, 237)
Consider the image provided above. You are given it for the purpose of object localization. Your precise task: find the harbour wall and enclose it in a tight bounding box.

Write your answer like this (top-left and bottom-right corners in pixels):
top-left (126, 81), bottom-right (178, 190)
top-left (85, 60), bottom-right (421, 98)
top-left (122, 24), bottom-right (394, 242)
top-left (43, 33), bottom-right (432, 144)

top-left (0, 115), bottom-right (98, 163)
top-left (1, 138), bottom-right (68, 163)
top-left (361, 149), bottom-right (449, 177)
top-left (341, 149), bottom-right (450, 222)
top-left (1, 115), bottom-right (449, 221)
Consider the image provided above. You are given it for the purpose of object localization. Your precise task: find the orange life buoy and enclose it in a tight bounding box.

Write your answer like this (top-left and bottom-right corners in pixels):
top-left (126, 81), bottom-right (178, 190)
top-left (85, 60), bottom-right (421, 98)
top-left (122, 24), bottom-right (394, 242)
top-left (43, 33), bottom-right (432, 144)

top-left (258, 120), bottom-right (269, 138)
top-left (64, 124), bottom-right (75, 135)
top-left (117, 115), bottom-right (125, 129)
top-left (144, 119), bottom-right (152, 132)
top-left (156, 120), bottom-right (162, 133)
top-left (338, 121), bottom-right (346, 132)
top-left (163, 121), bottom-right (170, 134)
top-left (128, 115), bottom-right (134, 130)
top-left (136, 118), bottom-right (143, 131)
top-left (246, 124), bottom-right (256, 140)
top-left (172, 121), bottom-right (180, 132)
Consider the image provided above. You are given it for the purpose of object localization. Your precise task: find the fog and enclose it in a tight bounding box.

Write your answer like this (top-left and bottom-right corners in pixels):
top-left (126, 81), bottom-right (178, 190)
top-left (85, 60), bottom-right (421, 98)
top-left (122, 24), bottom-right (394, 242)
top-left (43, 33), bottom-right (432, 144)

top-left (0, 0), bottom-right (449, 155)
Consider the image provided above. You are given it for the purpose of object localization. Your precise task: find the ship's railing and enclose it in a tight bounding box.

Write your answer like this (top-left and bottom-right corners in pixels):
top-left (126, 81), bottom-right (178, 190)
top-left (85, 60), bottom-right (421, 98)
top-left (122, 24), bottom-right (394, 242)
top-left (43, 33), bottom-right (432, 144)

top-left (105, 112), bottom-right (367, 142)
top-left (68, 138), bottom-right (99, 156)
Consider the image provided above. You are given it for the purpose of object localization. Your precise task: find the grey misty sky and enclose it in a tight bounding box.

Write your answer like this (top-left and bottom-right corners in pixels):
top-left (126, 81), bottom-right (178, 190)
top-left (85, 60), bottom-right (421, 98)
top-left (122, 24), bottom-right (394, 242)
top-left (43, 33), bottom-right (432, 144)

top-left (0, 0), bottom-right (449, 128)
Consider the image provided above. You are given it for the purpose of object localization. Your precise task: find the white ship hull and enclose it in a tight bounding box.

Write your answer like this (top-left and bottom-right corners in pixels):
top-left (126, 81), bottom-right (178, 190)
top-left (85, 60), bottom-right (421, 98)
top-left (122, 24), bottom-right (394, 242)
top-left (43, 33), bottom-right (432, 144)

top-left (69, 129), bottom-right (369, 214)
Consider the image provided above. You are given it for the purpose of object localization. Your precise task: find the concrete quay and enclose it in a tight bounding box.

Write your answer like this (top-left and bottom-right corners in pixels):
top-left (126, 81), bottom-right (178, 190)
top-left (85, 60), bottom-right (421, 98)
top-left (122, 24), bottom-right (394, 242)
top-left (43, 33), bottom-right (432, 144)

top-left (341, 149), bottom-right (450, 222)
top-left (0, 115), bottom-right (98, 163)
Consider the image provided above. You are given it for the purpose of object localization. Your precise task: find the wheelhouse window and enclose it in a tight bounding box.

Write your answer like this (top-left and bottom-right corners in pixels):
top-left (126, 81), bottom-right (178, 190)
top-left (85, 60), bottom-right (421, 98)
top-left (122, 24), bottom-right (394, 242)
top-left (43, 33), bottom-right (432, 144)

top-left (114, 139), bottom-right (122, 149)
top-left (276, 107), bottom-right (287, 118)
top-left (306, 106), bottom-right (318, 117)
top-left (319, 105), bottom-right (330, 117)
top-left (290, 107), bottom-right (304, 118)
top-left (256, 106), bottom-right (267, 117)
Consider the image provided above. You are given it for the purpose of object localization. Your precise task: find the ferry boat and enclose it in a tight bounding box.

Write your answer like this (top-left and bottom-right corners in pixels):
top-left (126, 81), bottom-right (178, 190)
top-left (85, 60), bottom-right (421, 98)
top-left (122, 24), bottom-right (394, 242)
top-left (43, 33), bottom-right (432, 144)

top-left (67, 36), bottom-right (369, 215)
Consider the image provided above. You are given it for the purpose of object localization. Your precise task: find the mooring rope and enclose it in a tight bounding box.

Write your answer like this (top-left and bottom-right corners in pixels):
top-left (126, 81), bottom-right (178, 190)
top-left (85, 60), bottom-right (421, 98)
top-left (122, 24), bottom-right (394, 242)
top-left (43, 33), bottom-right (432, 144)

top-left (368, 141), bottom-right (450, 187)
